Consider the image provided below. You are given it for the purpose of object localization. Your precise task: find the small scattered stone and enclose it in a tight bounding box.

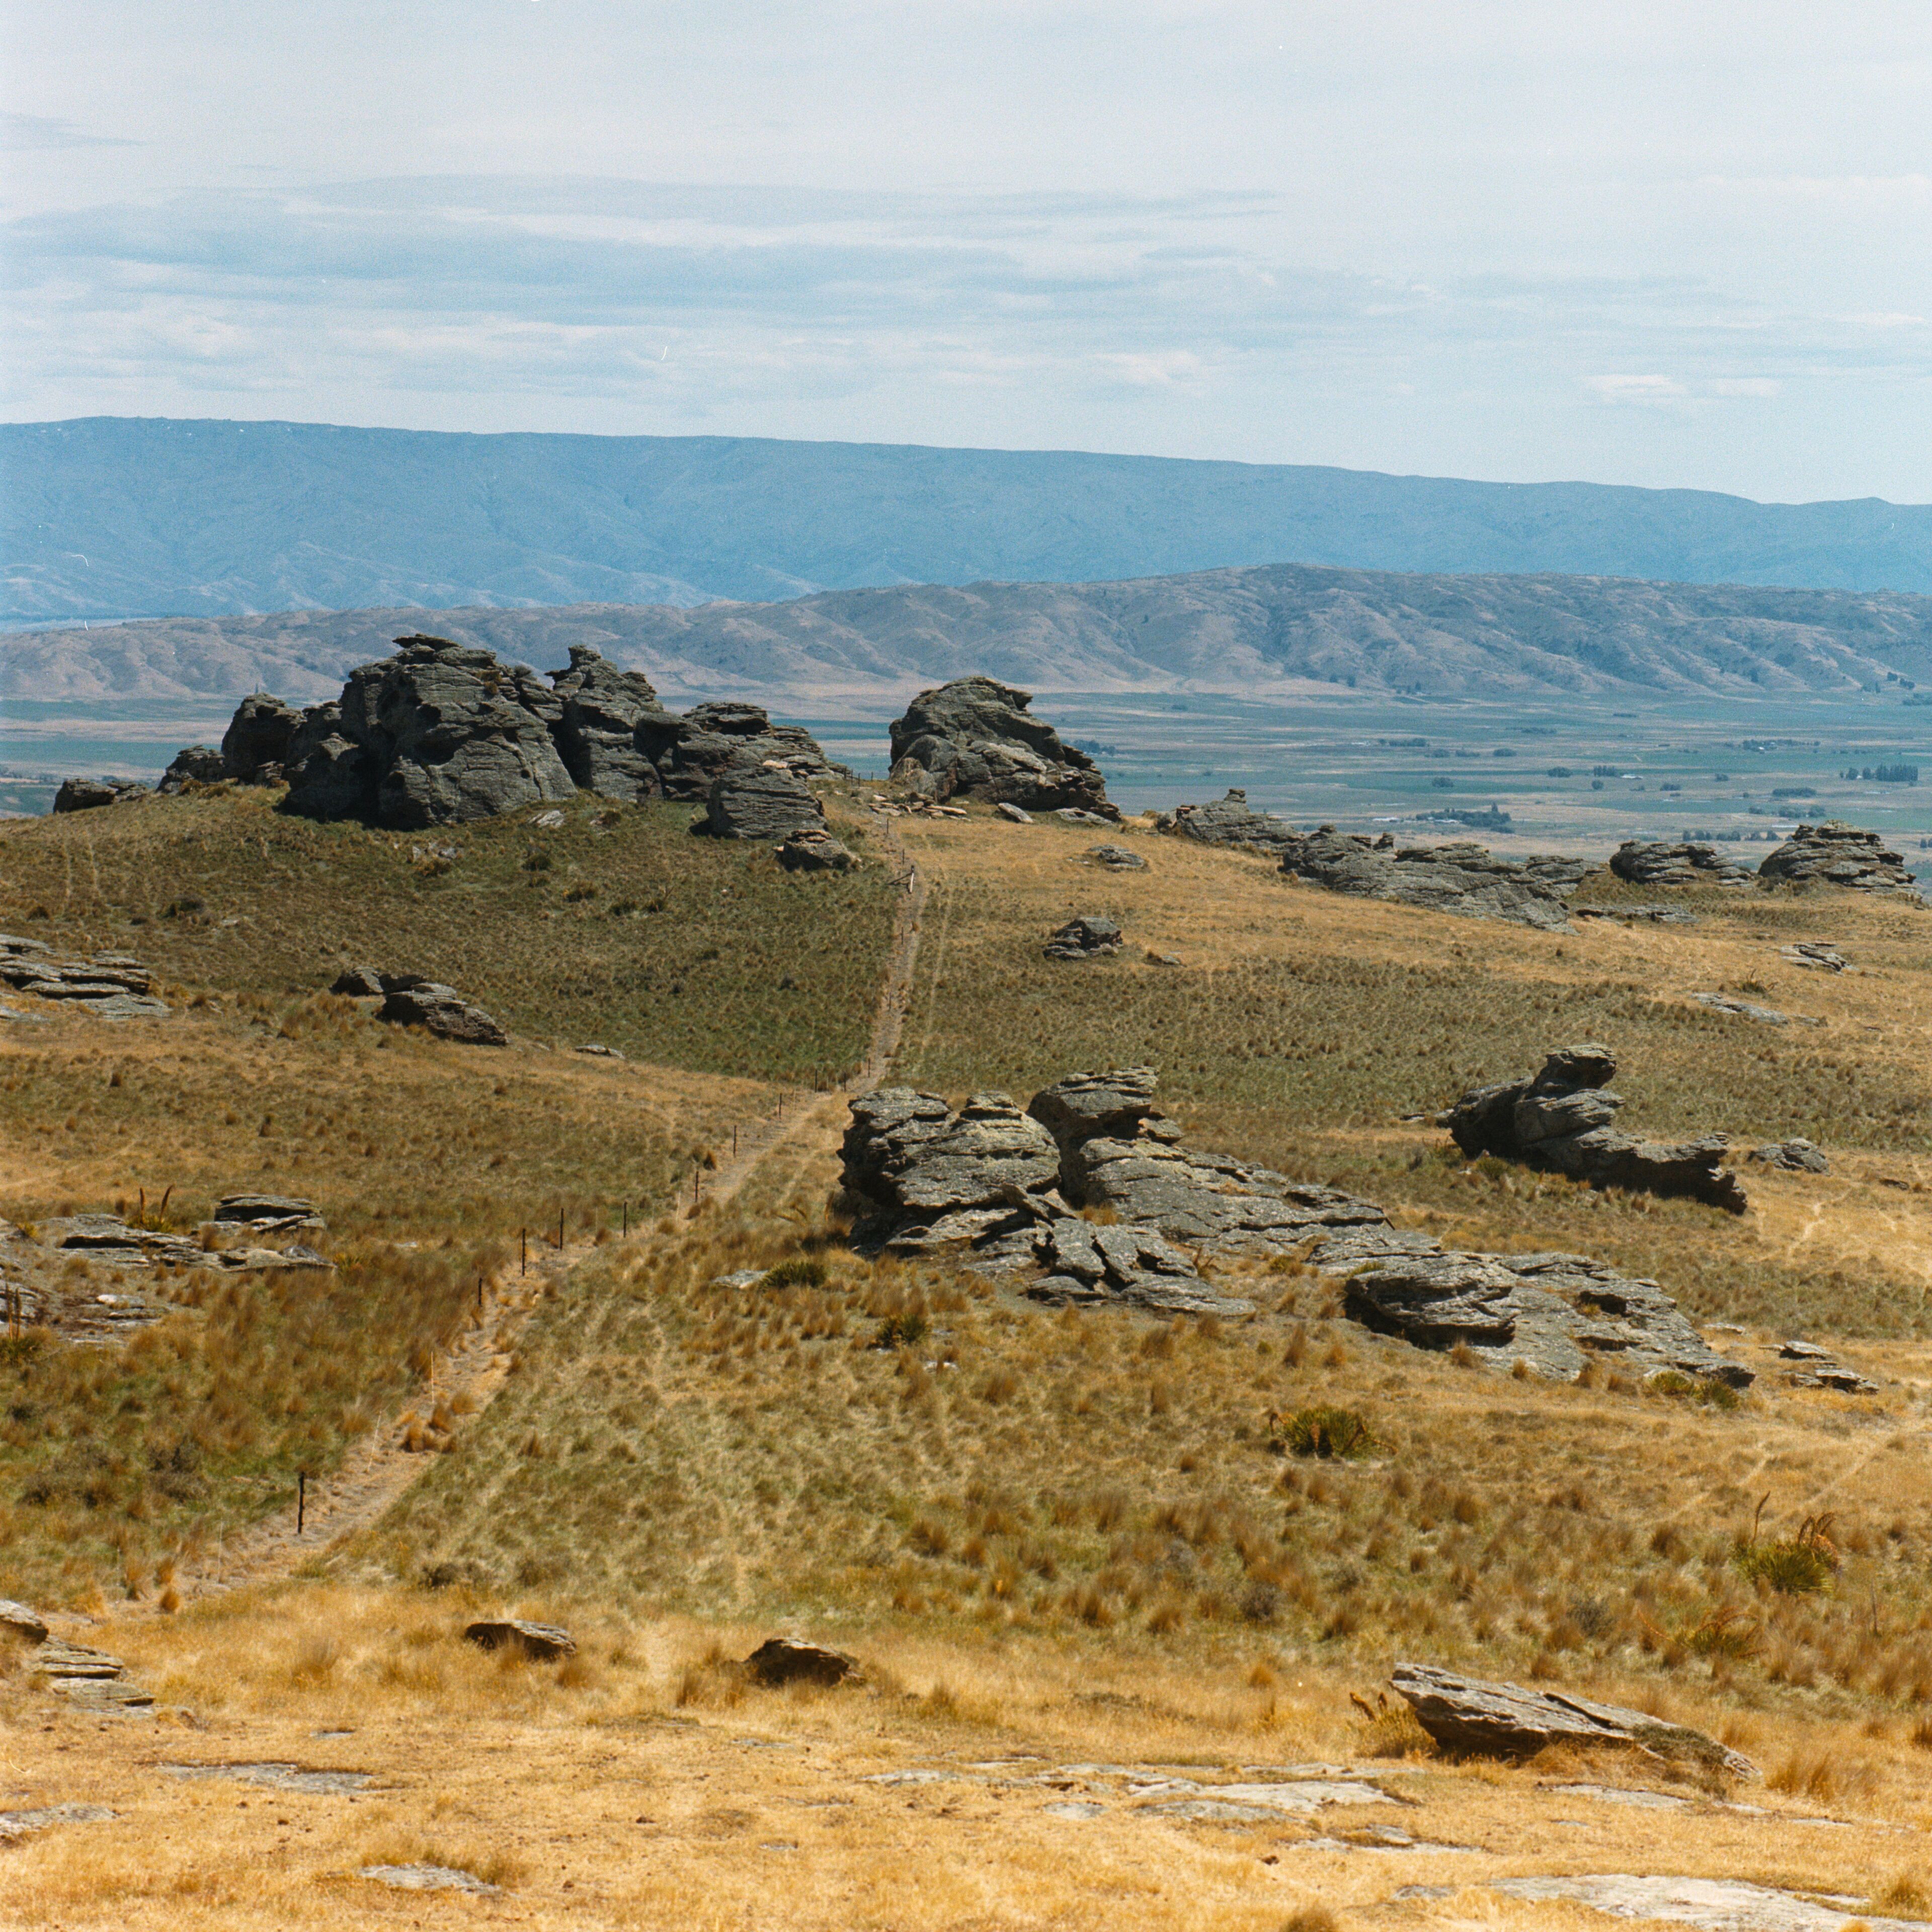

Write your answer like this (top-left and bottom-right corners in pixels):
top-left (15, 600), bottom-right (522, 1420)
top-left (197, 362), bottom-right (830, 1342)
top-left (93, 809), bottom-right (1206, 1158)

top-left (1055, 808), bottom-right (1112, 826)
top-left (575, 1042), bottom-right (624, 1059)
top-left (162, 1761), bottom-right (371, 1793)
top-left (1081, 843), bottom-right (1147, 870)
top-left (1748, 1140), bottom-right (1829, 1173)
top-left (1783, 942), bottom-right (1849, 971)
top-left (1043, 915), bottom-right (1123, 959)
top-left (463, 1619), bottom-right (575, 1662)
top-left (1693, 992), bottom-right (1792, 1025)
top-left (531, 809), bottom-right (567, 829)
top-left (1042, 1801), bottom-right (1105, 1819)
top-left (776, 826), bottom-right (859, 872)
top-left (995, 802), bottom-right (1033, 824)
top-left (743, 1638), bottom-right (860, 1687)
top-left (1143, 950), bottom-right (1182, 966)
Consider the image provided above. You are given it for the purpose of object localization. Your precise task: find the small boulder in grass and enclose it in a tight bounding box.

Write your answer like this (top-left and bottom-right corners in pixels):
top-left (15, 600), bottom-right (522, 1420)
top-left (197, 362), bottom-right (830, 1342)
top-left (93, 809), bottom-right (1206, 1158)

top-left (0, 1599), bottom-right (49, 1645)
top-left (463, 1619), bottom-right (576, 1663)
top-left (743, 1638), bottom-right (861, 1688)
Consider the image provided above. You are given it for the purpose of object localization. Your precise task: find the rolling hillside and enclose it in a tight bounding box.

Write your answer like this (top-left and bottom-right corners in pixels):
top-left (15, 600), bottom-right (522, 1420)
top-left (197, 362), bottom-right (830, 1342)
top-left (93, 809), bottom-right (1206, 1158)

top-left (10, 561), bottom-right (1932, 706)
top-left (10, 417), bottom-right (1932, 627)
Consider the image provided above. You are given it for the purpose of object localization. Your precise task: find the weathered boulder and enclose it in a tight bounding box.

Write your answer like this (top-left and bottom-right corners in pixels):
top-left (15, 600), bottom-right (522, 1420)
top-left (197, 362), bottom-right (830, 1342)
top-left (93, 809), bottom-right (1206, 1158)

top-left (158, 745), bottom-right (226, 792)
top-left (215, 1192), bottom-right (322, 1225)
top-left (1277, 829), bottom-right (1586, 931)
top-left (374, 975), bottom-right (508, 1045)
top-left (640, 699), bottom-right (843, 800)
top-left (329, 964), bottom-right (385, 997)
top-left (888, 677), bottom-right (1115, 817)
top-left (994, 801), bottom-right (1033, 824)
top-left (1391, 1663), bottom-right (1756, 1778)
top-left (1082, 844), bottom-right (1147, 871)
top-left (1749, 1139), bottom-right (1829, 1173)
top-left (53, 776), bottom-right (147, 814)
top-left (1610, 841), bottom-right (1754, 888)
top-left (1691, 992), bottom-right (1795, 1025)
top-left (743, 1637), bottom-right (860, 1687)
top-left (1341, 1245), bottom-right (1750, 1385)
top-left (221, 693), bottom-right (305, 782)
top-left (1759, 821), bottom-right (1923, 902)
top-left (546, 646), bottom-right (665, 801)
top-left (704, 766), bottom-right (826, 841)
top-left (1437, 1044), bottom-right (1747, 1213)
top-left (1783, 942), bottom-right (1849, 971)
top-left (1027, 1066), bottom-right (1164, 1147)
top-left (776, 827), bottom-right (859, 872)
top-left (1159, 788), bottom-right (1302, 856)
top-left (463, 1619), bottom-right (575, 1662)
top-left (1043, 915), bottom-right (1122, 959)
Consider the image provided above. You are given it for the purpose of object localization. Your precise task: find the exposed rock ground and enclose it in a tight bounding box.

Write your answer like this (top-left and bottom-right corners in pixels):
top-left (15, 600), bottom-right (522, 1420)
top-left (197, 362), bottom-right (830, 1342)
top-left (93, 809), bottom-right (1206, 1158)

top-left (1611, 841), bottom-right (1754, 887)
top-left (1758, 821), bottom-right (1924, 901)
top-left (887, 677), bottom-right (1116, 817)
top-left (1437, 1044), bottom-right (1748, 1213)
top-left (1276, 830), bottom-right (1592, 931)
top-left (329, 965), bottom-right (507, 1043)
top-left (0, 934), bottom-right (168, 1019)
top-left (139, 637), bottom-right (845, 828)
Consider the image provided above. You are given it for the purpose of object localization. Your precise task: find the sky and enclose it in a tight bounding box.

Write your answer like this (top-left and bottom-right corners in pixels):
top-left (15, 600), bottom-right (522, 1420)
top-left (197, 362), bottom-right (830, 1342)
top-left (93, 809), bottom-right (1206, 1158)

top-left (5, 1), bottom-right (1932, 503)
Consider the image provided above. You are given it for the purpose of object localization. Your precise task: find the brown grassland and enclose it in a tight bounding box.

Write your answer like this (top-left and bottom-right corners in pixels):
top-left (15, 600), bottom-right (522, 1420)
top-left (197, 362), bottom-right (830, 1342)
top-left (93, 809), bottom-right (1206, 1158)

top-left (5, 795), bottom-right (1932, 1928)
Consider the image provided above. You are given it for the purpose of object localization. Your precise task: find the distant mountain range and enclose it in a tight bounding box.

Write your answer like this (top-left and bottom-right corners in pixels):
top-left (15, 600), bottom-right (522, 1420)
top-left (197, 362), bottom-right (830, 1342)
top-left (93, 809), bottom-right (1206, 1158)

top-left (11, 563), bottom-right (1932, 708)
top-left (9, 417), bottom-right (1932, 628)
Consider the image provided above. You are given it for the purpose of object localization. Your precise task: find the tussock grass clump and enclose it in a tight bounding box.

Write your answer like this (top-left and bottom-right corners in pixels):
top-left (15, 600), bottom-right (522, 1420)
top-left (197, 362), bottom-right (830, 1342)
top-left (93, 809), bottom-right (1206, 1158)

top-left (1278, 1405), bottom-right (1374, 1459)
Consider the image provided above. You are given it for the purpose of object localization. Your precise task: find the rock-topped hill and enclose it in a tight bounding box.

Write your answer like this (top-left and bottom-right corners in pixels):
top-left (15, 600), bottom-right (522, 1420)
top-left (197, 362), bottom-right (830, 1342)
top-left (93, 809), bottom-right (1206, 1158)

top-left (130, 635), bottom-right (846, 830)
top-left (887, 677), bottom-right (1115, 818)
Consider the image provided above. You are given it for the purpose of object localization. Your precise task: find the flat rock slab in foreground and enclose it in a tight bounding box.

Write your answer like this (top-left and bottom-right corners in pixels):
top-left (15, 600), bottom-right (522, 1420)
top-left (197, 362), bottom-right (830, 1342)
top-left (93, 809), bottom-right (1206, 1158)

top-left (360, 1865), bottom-right (500, 1894)
top-left (1493, 1875), bottom-right (1919, 1932)
top-left (464, 1619), bottom-right (576, 1662)
top-left (743, 1638), bottom-right (861, 1687)
top-left (1392, 1662), bottom-right (1756, 1779)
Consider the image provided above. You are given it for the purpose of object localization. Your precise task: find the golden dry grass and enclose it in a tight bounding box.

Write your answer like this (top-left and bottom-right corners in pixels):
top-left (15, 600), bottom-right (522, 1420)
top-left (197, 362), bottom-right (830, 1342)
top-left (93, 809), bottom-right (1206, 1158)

top-left (3, 1582), bottom-right (1931, 1930)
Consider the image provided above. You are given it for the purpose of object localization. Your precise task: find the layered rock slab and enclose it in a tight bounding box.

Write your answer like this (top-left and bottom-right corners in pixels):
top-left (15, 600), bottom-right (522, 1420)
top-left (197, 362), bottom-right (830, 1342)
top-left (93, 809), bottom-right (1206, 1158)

top-left (1610, 841), bottom-right (1753, 887)
top-left (1277, 828), bottom-right (1589, 931)
top-left (1758, 820), bottom-right (1923, 901)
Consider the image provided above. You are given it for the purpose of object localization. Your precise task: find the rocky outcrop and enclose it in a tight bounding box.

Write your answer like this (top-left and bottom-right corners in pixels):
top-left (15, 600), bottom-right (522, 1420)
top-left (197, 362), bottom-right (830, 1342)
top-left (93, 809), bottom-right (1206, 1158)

top-left (1157, 788), bottom-right (1302, 856)
top-left (178, 639), bottom-right (843, 829)
top-left (840, 1067), bottom-right (1385, 1313)
top-left (1609, 841), bottom-right (1754, 887)
top-left (743, 1638), bottom-right (861, 1687)
top-left (1043, 916), bottom-right (1122, 959)
top-left (1339, 1245), bottom-right (1749, 1385)
top-left (52, 776), bottom-right (148, 814)
top-left (1391, 1664), bottom-right (1756, 1778)
top-left (546, 645), bottom-right (665, 800)
top-left (354, 972), bottom-right (509, 1045)
top-left (1276, 829), bottom-right (1590, 931)
top-left (158, 745), bottom-right (226, 792)
top-left (776, 827), bottom-right (859, 872)
top-left (0, 937), bottom-right (168, 1019)
top-left (887, 677), bottom-right (1115, 817)
top-left (463, 1619), bottom-right (575, 1662)
top-left (221, 693), bottom-right (304, 782)
top-left (703, 766), bottom-right (826, 841)
top-left (1758, 821), bottom-right (1924, 901)
top-left (1436, 1044), bottom-right (1747, 1213)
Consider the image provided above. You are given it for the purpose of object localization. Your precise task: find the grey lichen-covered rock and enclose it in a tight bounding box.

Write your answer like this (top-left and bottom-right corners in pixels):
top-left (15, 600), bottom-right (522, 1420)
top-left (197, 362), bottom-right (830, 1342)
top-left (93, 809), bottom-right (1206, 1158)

top-left (463, 1618), bottom-right (575, 1662)
top-left (1043, 915), bottom-right (1123, 959)
top-left (1610, 841), bottom-right (1754, 887)
top-left (158, 744), bottom-right (227, 792)
top-left (1341, 1244), bottom-right (1751, 1385)
top-left (374, 974), bottom-right (508, 1045)
top-left (1275, 828), bottom-right (1587, 931)
top-left (53, 776), bottom-right (148, 813)
top-left (1027, 1066), bottom-right (1165, 1147)
top-left (1158, 789), bottom-right (1303, 856)
top-left (221, 692), bottom-right (305, 782)
top-left (640, 698), bottom-right (844, 800)
top-left (1748, 1138), bottom-right (1829, 1173)
top-left (1437, 1043), bottom-right (1747, 1214)
top-left (1758, 821), bottom-right (1924, 901)
top-left (546, 645), bottom-right (666, 801)
top-left (703, 765), bottom-right (827, 841)
top-left (888, 677), bottom-right (1116, 817)
top-left (1081, 843), bottom-right (1147, 870)
top-left (743, 1637), bottom-right (861, 1687)
top-left (1391, 1663), bottom-right (1757, 1778)
top-left (776, 827), bottom-right (859, 872)
top-left (842, 1090), bottom-right (1063, 1226)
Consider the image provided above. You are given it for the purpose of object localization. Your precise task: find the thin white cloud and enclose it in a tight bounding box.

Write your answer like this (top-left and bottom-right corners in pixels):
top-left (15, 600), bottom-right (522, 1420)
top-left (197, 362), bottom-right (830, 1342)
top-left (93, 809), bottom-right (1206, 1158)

top-left (1, 111), bottom-right (141, 151)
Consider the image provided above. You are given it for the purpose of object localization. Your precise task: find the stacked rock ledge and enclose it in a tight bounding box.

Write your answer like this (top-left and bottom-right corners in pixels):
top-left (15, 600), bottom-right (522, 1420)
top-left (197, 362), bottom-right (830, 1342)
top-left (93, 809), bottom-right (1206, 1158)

top-left (887, 677), bottom-right (1117, 819)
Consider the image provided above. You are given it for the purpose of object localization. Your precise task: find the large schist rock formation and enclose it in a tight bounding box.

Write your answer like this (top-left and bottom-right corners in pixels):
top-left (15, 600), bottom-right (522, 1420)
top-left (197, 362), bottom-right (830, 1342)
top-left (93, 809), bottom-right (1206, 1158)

top-left (1758, 821), bottom-right (1923, 902)
top-left (177, 636), bottom-right (844, 831)
top-left (888, 677), bottom-right (1117, 818)
top-left (840, 1063), bottom-right (1748, 1387)
top-left (1436, 1043), bottom-right (1746, 1213)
